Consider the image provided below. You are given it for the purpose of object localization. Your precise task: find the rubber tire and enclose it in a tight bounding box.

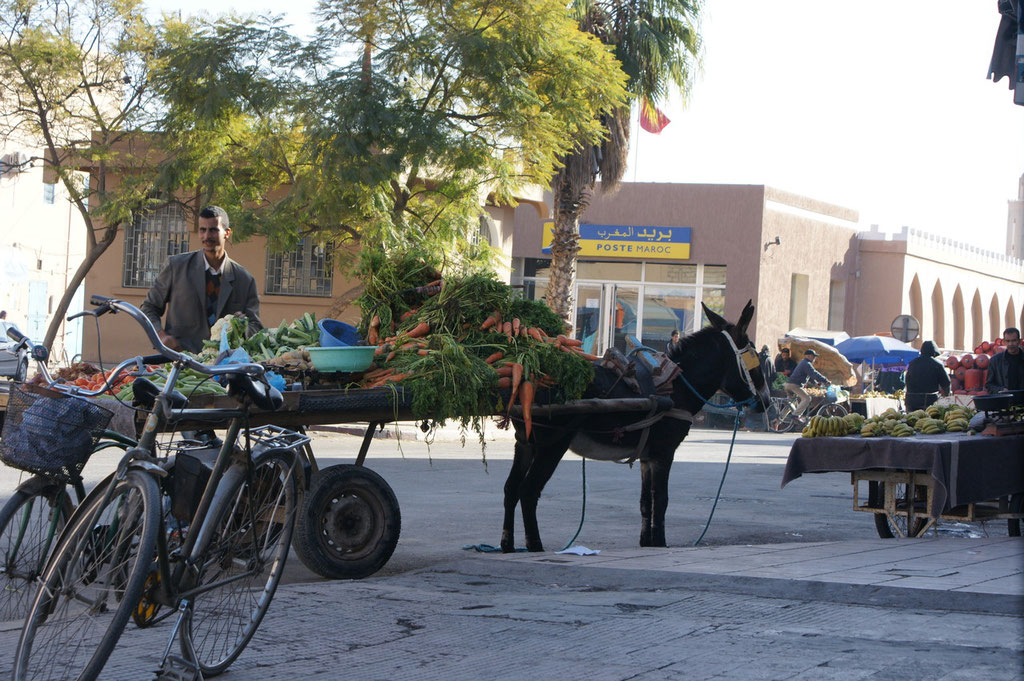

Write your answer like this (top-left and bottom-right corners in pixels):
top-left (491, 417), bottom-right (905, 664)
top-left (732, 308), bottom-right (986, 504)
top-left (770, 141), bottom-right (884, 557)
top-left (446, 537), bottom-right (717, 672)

top-left (872, 481), bottom-right (929, 538)
top-left (13, 355), bottom-right (28, 383)
top-left (1008, 493), bottom-right (1022, 537)
top-left (183, 448), bottom-right (299, 677)
top-left (767, 397), bottom-right (797, 433)
top-left (13, 471), bottom-right (161, 681)
top-left (817, 403), bottom-right (847, 417)
top-left (292, 464), bottom-right (401, 580)
top-left (0, 478), bottom-right (73, 622)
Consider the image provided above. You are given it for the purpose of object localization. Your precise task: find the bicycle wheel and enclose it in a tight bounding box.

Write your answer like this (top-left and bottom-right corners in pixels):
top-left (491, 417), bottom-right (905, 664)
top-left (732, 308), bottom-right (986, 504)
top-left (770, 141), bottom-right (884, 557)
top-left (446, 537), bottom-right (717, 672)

top-left (766, 397), bottom-right (797, 433)
top-left (817, 403), bottom-right (847, 418)
top-left (183, 448), bottom-right (298, 676)
top-left (0, 478), bottom-right (74, 623)
top-left (13, 470), bottom-right (161, 681)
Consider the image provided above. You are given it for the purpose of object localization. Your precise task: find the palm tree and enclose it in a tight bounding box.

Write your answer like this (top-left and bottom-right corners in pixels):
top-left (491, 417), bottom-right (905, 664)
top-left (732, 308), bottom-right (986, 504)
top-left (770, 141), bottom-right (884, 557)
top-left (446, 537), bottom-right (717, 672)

top-left (544, 0), bottom-right (703, 322)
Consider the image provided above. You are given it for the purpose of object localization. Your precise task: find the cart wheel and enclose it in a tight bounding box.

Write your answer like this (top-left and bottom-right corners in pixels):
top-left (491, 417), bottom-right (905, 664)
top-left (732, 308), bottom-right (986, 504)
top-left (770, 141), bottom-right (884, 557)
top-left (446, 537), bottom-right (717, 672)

top-left (1008, 493), bottom-right (1022, 537)
top-left (817, 403), bottom-right (847, 418)
top-left (767, 397), bottom-right (797, 433)
top-left (292, 464), bottom-right (401, 580)
top-left (872, 481), bottom-right (929, 538)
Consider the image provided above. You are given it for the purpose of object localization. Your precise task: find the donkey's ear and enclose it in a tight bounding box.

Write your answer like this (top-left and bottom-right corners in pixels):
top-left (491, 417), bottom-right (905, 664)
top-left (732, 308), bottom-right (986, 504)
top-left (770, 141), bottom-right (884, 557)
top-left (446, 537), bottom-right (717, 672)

top-left (737, 300), bottom-right (755, 335)
top-left (702, 302), bottom-right (727, 330)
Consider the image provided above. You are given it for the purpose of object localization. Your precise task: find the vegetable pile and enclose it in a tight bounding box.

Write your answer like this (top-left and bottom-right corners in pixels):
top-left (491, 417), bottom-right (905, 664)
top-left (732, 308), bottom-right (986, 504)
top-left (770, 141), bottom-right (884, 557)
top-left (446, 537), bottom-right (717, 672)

top-left (201, 314), bottom-right (319, 367)
top-left (354, 249), bottom-right (595, 436)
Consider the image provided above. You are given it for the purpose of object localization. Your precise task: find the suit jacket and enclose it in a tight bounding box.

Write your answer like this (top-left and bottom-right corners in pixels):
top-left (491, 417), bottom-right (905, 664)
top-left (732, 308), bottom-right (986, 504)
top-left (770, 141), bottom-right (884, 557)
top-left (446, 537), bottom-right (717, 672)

top-left (985, 349), bottom-right (1024, 393)
top-left (141, 250), bottom-right (262, 353)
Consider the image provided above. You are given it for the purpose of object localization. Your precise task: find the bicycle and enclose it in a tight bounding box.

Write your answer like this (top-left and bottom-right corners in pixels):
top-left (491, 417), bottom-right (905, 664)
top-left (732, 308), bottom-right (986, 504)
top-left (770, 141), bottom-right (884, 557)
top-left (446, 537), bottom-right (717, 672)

top-left (0, 327), bottom-right (143, 623)
top-left (10, 295), bottom-right (306, 681)
top-left (767, 385), bottom-right (848, 433)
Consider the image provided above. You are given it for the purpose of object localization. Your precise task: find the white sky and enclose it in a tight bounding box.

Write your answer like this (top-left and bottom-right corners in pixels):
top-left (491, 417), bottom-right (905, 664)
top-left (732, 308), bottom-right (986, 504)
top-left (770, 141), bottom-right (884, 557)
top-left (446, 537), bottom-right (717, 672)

top-left (152, 0), bottom-right (1024, 243)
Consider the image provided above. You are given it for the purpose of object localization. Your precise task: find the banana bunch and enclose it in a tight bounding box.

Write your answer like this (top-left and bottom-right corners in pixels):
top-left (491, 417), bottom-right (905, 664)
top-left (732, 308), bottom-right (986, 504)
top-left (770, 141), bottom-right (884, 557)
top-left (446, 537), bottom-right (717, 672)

top-left (801, 415), bottom-right (850, 438)
top-left (904, 410), bottom-right (929, 427)
top-left (891, 422), bottom-right (915, 437)
top-left (842, 412), bottom-right (865, 432)
top-left (915, 417), bottom-right (946, 434)
top-left (860, 421), bottom-right (883, 437)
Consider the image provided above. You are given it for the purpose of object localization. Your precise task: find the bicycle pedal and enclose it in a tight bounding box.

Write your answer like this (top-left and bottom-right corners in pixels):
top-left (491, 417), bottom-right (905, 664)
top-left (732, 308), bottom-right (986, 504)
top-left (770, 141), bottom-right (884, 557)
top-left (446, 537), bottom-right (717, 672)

top-left (155, 655), bottom-right (204, 681)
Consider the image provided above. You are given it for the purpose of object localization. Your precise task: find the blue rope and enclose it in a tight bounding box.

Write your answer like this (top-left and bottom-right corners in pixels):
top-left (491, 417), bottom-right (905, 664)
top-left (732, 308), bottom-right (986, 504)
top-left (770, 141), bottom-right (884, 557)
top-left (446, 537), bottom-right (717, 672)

top-left (559, 457), bottom-right (586, 551)
top-left (693, 406), bottom-right (744, 546)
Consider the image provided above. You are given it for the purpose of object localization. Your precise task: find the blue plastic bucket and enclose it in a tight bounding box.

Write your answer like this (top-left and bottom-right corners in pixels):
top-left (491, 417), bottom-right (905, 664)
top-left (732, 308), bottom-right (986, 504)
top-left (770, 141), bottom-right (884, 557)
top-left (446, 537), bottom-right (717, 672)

top-left (318, 319), bottom-right (362, 347)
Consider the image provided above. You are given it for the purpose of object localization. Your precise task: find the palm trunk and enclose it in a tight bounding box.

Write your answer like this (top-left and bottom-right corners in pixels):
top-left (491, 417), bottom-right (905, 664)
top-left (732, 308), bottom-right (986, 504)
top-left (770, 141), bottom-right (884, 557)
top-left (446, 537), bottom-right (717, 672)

top-left (544, 208), bottom-right (582, 324)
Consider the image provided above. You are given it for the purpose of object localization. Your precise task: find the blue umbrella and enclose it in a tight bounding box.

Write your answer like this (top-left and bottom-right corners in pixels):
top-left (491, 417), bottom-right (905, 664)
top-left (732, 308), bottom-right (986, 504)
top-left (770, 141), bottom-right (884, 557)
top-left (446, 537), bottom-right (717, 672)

top-left (835, 335), bottom-right (919, 365)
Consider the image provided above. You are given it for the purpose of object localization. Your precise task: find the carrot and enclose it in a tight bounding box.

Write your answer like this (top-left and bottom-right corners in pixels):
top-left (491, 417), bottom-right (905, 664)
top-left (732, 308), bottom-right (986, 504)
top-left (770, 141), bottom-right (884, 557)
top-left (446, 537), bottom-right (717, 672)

top-left (496, 377), bottom-right (512, 389)
top-left (484, 351), bottom-right (504, 365)
top-left (509, 363), bottom-right (523, 409)
top-left (374, 343), bottom-right (391, 356)
top-left (520, 380), bottom-right (535, 439)
top-left (557, 335), bottom-right (583, 347)
top-left (406, 322), bottom-right (431, 338)
top-left (400, 309), bottom-right (418, 322)
top-left (512, 318), bottom-right (521, 336)
top-left (370, 315), bottom-right (381, 329)
top-left (417, 349), bottom-right (430, 356)
top-left (383, 373), bottom-right (409, 383)
top-left (503, 322), bottom-right (513, 341)
top-left (480, 315), bottom-right (498, 331)
top-left (385, 351), bottom-right (396, 362)
top-left (575, 350), bottom-right (601, 361)
top-left (527, 327), bottom-right (545, 343)
top-left (368, 326), bottom-right (379, 345)
top-left (495, 365), bottom-right (514, 377)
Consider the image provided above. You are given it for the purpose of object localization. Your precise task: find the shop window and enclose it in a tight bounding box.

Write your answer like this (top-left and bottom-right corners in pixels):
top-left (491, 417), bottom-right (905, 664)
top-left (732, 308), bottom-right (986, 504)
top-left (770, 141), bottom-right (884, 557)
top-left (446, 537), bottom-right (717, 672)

top-left (702, 265), bottom-right (727, 287)
top-left (577, 260), bottom-right (642, 282)
top-left (43, 183), bottom-right (56, 204)
top-left (265, 238), bottom-right (333, 297)
top-left (701, 288), bottom-right (726, 328)
top-left (123, 203), bottom-right (190, 288)
top-left (827, 280), bottom-right (845, 330)
top-left (644, 263), bottom-right (696, 284)
top-left (642, 285), bottom-right (695, 342)
top-left (789, 273), bottom-right (809, 330)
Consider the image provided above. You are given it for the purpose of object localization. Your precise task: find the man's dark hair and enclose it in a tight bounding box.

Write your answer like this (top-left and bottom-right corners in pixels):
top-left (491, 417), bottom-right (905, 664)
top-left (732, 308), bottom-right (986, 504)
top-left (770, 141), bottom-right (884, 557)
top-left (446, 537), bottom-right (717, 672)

top-left (780, 347), bottom-right (789, 353)
top-left (1004, 327), bottom-right (1021, 339)
top-left (199, 205), bottom-right (229, 229)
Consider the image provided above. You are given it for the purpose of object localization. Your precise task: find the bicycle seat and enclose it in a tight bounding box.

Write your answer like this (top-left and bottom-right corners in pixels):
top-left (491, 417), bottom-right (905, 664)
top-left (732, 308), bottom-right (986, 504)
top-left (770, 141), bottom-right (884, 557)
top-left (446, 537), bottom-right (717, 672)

top-left (226, 372), bottom-right (284, 411)
top-left (132, 377), bottom-right (189, 410)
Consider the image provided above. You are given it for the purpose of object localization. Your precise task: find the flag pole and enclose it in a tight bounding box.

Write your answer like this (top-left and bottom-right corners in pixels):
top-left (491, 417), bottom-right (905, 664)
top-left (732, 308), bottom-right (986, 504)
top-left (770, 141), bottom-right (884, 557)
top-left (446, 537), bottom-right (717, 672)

top-left (632, 99), bottom-right (641, 183)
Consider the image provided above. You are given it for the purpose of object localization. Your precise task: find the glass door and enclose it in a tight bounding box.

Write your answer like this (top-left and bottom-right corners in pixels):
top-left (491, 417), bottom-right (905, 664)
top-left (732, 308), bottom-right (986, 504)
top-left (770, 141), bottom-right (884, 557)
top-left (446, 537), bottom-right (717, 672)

top-left (573, 283), bottom-right (640, 356)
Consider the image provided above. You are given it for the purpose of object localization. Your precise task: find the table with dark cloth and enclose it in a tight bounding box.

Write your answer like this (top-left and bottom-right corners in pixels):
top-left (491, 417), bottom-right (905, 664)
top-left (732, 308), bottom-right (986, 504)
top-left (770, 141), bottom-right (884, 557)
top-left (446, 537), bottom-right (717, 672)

top-left (782, 433), bottom-right (1024, 517)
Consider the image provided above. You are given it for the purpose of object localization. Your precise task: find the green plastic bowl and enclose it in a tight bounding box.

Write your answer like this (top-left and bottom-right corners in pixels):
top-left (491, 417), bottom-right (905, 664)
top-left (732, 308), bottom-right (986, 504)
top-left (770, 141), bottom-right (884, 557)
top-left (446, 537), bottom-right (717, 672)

top-left (306, 346), bottom-right (376, 372)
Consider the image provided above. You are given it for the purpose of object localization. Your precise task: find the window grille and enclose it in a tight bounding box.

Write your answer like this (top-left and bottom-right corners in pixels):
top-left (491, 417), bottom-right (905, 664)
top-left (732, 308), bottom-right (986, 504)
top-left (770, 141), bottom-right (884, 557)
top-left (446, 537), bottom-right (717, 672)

top-left (265, 238), bottom-right (333, 297)
top-left (122, 203), bottom-right (190, 288)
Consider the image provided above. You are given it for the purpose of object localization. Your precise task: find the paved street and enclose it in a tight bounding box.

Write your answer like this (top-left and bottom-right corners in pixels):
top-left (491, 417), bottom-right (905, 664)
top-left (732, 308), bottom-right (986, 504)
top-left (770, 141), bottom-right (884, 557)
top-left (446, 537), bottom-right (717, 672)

top-left (1, 427), bottom-right (1021, 679)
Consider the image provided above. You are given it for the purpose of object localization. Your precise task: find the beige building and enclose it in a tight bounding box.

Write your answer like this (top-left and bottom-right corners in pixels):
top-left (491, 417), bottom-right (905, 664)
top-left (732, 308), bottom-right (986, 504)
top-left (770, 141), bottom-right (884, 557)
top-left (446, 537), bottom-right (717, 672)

top-left (511, 182), bottom-right (1024, 356)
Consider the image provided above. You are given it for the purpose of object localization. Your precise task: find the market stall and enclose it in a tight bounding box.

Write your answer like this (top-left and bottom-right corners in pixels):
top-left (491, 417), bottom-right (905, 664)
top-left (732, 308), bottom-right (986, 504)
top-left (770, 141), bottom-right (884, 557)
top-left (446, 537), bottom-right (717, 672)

top-left (782, 432), bottom-right (1024, 537)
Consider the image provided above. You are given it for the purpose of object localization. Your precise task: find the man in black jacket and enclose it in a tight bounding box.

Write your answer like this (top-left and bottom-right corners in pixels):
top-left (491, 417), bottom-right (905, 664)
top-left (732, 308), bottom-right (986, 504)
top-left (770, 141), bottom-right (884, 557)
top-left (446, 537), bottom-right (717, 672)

top-left (904, 341), bottom-right (950, 411)
top-left (986, 327), bottom-right (1024, 393)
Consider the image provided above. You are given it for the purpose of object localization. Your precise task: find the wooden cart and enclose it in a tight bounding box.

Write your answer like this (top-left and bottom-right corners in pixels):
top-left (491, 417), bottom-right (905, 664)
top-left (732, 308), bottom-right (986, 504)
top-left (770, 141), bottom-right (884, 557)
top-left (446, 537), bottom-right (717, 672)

top-left (783, 432), bottom-right (1024, 538)
top-left (176, 386), bottom-right (673, 579)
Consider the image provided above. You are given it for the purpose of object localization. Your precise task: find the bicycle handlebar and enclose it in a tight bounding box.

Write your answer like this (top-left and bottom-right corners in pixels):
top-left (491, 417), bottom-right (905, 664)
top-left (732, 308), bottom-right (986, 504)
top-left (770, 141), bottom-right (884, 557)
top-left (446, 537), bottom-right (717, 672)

top-left (6, 326), bottom-right (51, 381)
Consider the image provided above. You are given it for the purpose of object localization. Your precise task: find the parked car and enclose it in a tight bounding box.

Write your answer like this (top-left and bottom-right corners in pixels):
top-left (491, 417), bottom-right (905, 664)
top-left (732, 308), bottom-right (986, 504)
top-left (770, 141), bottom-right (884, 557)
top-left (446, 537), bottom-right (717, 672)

top-left (0, 320), bottom-right (29, 382)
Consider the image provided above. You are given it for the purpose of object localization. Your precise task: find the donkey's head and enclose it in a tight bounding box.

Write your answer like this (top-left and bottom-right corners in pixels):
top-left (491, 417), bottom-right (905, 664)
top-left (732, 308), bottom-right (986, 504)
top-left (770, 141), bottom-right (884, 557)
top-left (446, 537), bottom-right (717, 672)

top-left (701, 299), bottom-right (771, 413)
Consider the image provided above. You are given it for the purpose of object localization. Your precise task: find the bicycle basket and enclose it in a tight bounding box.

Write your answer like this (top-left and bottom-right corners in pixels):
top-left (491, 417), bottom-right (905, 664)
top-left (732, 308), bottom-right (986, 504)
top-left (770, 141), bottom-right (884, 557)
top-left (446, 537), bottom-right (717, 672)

top-left (0, 387), bottom-right (113, 482)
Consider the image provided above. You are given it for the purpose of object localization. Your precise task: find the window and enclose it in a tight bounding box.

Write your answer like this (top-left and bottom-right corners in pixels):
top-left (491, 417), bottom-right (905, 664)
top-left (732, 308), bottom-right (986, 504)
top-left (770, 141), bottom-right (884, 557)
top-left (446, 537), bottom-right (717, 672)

top-left (827, 280), bottom-right (845, 330)
top-left (265, 238), bottom-right (333, 297)
top-left (789, 273), bottom-right (809, 330)
top-left (43, 183), bottom-right (55, 204)
top-left (123, 203), bottom-right (190, 288)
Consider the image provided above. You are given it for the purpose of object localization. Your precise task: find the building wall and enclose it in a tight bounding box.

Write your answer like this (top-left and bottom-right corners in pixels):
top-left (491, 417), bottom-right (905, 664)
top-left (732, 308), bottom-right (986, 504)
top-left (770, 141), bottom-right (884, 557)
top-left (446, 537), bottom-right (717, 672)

top-left (1008, 173), bottom-right (1024, 259)
top-left (855, 226), bottom-right (1024, 352)
top-left (513, 182), bottom-right (860, 351)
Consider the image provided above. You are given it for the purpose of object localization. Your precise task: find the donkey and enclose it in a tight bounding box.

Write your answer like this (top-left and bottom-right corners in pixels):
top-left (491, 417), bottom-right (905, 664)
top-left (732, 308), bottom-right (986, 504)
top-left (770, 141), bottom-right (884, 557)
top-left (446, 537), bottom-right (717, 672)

top-left (501, 300), bottom-right (770, 552)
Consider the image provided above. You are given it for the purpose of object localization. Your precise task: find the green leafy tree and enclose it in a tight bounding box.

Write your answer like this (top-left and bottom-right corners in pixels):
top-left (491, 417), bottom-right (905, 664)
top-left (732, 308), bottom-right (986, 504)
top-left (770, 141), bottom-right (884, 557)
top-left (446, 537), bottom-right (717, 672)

top-left (0, 0), bottom-right (163, 349)
top-left (543, 0), bottom-right (703, 321)
top-left (154, 0), bottom-right (628, 270)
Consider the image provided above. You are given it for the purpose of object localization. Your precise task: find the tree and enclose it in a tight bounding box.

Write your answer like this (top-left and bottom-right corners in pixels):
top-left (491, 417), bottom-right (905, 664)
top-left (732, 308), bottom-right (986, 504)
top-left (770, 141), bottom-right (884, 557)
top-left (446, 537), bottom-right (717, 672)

top-left (543, 0), bottom-right (703, 322)
top-left (155, 0), bottom-right (628, 270)
top-left (0, 0), bottom-right (163, 349)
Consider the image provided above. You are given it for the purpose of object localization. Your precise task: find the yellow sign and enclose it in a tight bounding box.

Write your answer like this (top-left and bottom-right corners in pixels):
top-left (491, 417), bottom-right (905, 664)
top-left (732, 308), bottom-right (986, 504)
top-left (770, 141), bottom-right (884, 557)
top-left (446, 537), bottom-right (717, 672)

top-left (542, 222), bottom-right (691, 260)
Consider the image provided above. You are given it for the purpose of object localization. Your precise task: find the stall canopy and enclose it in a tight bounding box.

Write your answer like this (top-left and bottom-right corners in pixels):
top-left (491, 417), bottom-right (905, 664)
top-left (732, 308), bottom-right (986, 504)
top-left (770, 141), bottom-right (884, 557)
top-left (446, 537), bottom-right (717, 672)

top-left (778, 336), bottom-right (858, 386)
top-left (785, 328), bottom-right (850, 346)
top-left (835, 335), bottom-right (919, 365)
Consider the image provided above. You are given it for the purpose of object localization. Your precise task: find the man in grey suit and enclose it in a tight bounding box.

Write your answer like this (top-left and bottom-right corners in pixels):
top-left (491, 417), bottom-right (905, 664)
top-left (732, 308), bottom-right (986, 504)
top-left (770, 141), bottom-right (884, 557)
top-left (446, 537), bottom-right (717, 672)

top-left (142, 206), bottom-right (262, 353)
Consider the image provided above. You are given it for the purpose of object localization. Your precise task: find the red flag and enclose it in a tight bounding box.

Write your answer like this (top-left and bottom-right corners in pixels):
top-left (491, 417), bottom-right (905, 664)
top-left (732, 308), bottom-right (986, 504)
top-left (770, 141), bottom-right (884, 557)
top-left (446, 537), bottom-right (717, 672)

top-left (639, 98), bottom-right (670, 134)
